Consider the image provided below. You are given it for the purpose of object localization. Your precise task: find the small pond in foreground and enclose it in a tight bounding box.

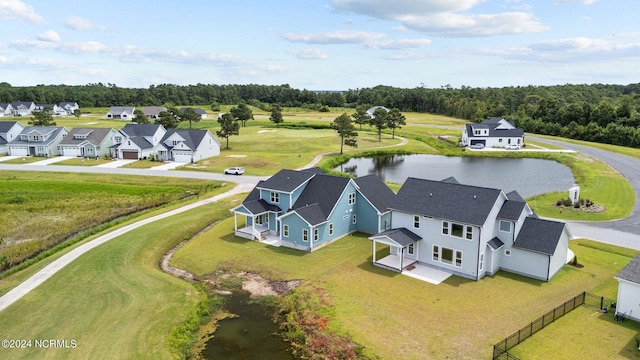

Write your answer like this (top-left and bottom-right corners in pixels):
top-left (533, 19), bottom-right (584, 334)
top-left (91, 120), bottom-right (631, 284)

top-left (201, 291), bottom-right (296, 360)
top-left (335, 155), bottom-right (575, 198)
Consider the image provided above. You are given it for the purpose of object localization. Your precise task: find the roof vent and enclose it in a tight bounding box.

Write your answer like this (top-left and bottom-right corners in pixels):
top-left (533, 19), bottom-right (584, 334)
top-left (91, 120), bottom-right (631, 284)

top-left (473, 195), bottom-right (477, 199)
top-left (429, 193), bottom-right (432, 197)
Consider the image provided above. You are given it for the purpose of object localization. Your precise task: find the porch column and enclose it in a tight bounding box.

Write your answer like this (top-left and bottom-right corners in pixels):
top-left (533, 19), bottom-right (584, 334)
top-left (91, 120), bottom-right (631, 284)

top-left (372, 241), bottom-right (377, 264)
top-left (233, 212), bottom-right (237, 231)
top-left (399, 247), bottom-right (404, 271)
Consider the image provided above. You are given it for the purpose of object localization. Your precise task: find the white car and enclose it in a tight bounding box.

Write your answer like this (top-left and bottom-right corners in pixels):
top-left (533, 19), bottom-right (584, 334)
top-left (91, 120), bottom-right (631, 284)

top-left (506, 144), bottom-right (520, 150)
top-left (469, 143), bottom-right (485, 150)
top-left (224, 167), bottom-right (244, 175)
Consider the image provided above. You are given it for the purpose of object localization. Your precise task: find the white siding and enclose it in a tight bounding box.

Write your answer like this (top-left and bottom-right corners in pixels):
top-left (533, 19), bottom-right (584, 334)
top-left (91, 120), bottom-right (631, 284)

top-left (616, 280), bottom-right (640, 322)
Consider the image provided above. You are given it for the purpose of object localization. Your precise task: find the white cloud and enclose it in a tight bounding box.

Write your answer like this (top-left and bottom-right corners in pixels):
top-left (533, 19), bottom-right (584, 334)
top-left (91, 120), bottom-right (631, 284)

top-left (552, 0), bottom-right (598, 4)
top-left (331, 0), bottom-right (547, 37)
top-left (282, 30), bottom-right (386, 45)
top-left (0, 0), bottom-right (43, 23)
top-left (365, 38), bottom-right (431, 50)
top-left (64, 16), bottom-right (104, 30)
top-left (11, 39), bottom-right (108, 54)
top-left (288, 48), bottom-right (328, 60)
top-left (37, 30), bottom-right (60, 42)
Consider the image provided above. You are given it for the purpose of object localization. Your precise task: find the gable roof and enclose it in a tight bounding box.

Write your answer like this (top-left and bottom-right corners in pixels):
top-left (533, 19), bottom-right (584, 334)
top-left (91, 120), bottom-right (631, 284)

top-left (179, 107), bottom-right (206, 115)
top-left (258, 169), bottom-right (316, 193)
top-left (391, 177), bottom-right (503, 226)
top-left (370, 228), bottom-right (422, 247)
top-left (161, 129), bottom-right (213, 150)
top-left (497, 199), bottom-right (526, 221)
top-left (487, 237), bottom-right (505, 251)
top-left (59, 128), bottom-right (114, 146)
top-left (107, 106), bottom-right (135, 114)
top-left (0, 121), bottom-right (22, 133)
top-left (292, 173), bottom-right (352, 221)
top-left (354, 174), bottom-right (395, 213)
top-left (9, 126), bottom-right (66, 145)
top-left (512, 217), bottom-right (566, 255)
top-left (141, 106), bottom-right (167, 115)
top-left (121, 123), bottom-right (164, 138)
top-left (615, 254), bottom-right (640, 285)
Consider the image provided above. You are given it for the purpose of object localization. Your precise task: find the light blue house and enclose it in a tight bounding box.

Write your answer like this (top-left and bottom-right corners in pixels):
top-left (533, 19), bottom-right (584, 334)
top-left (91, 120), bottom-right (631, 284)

top-left (231, 168), bottom-right (394, 251)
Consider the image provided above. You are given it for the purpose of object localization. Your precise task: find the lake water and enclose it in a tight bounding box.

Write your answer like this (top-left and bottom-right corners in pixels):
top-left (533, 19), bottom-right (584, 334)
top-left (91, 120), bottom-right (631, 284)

top-left (336, 155), bottom-right (575, 198)
top-left (201, 291), bottom-right (296, 360)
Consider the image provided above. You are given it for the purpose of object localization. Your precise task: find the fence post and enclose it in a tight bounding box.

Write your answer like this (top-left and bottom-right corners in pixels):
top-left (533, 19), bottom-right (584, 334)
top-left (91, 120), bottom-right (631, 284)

top-left (582, 291), bottom-right (586, 306)
top-left (600, 296), bottom-right (604, 310)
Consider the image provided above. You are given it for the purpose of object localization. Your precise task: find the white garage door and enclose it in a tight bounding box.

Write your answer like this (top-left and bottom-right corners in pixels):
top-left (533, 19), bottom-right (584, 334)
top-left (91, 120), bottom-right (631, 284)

top-left (173, 152), bottom-right (192, 163)
top-left (9, 147), bottom-right (28, 156)
top-left (61, 147), bottom-right (82, 157)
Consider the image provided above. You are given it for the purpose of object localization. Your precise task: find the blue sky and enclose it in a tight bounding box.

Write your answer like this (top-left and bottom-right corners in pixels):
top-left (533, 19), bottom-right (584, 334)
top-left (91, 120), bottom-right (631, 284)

top-left (1, 0), bottom-right (639, 90)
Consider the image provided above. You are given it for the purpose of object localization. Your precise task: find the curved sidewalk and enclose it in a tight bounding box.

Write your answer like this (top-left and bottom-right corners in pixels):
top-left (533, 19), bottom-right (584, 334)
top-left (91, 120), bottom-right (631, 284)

top-left (0, 182), bottom-right (254, 313)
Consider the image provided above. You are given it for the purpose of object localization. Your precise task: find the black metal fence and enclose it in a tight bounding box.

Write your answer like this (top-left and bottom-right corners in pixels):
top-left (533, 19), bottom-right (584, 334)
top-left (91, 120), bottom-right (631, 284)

top-left (492, 292), bottom-right (614, 360)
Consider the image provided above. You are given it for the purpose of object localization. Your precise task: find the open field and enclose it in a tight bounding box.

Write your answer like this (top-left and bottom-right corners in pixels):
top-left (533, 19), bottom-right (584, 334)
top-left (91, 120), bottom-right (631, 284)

top-left (0, 193), bottom-right (236, 360)
top-left (172, 219), bottom-right (638, 359)
top-left (0, 171), bottom-right (217, 271)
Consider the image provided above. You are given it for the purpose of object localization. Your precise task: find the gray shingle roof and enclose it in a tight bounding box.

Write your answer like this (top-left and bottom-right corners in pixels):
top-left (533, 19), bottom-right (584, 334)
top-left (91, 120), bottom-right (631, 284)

top-left (258, 169), bottom-right (316, 193)
top-left (121, 123), bottom-right (163, 137)
top-left (294, 203), bottom-right (327, 226)
top-left (513, 217), bottom-right (566, 255)
top-left (371, 228), bottom-right (422, 247)
top-left (141, 106), bottom-right (167, 116)
top-left (160, 129), bottom-right (210, 150)
top-left (391, 177), bottom-right (503, 226)
top-left (244, 199), bottom-right (281, 214)
top-left (0, 121), bottom-right (21, 133)
top-left (488, 237), bottom-right (505, 250)
top-left (179, 107), bottom-right (206, 115)
top-left (292, 174), bottom-right (351, 220)
top-left (9, 126), bottom-right (66, 146)
top-left (59, 128), bottom-right (113, 146)
top-left (354, 174), bottom-right (395, 213)
top-left (616, 254), bottom-right (640, 285)
top-left (498, 200), bottom-right (526, 221)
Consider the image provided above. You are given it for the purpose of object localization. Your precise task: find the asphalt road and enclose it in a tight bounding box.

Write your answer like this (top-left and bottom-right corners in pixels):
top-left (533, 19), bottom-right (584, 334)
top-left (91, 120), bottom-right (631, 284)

top-left (530, 136), bottom-right (640, 240)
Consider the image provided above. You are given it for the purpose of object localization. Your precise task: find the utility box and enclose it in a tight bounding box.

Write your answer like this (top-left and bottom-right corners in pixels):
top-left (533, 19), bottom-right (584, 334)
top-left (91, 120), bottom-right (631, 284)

top-left (569, 185), bottom-right (581, 205)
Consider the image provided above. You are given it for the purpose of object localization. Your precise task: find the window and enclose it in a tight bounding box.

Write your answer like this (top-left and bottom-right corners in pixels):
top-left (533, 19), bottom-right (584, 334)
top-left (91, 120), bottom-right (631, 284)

top-left (314, 228), bottom-right (319, 242)
top-left (479, 253), bottom-right (484, 271)
top-left (432, 245), bottom-right (439, 261)
top-left (348, 192), bottom-right (356, 205)
top-left (413, 215), bottom-right (420, 229)
top-left (442, 221), bottom-right (449, 235)
top-left (256, 214), bottom-right (264, 224)
top-left (408, 243), bottom-right (415, 255)
top-left (384, 219), bottom-right (389, 230)
top-left (505, 249), bottom-right (511, 256)
top-left (283, 225), bottom-right (289, 237)
top-left (499, 220), bottom-right (511, 232)
top-left (465, 226), bottom-right (473, 240)
top-left (508, 139), bottom-right (512, 144)
top-left (455, 251), bottom-right (462, 268)
top-left (498, 138), bottom-right (503, 143)
top-left (302, 229), bottom-right (309, 242)
top-left (441, 248), bottom-right (453, 265)
top-left (270, 192), bottom-right (279, 204)
top-left (451, 223), bottom-right (464, 238)
top-left (352, 214), bottom-right (357, 224)
top-left (329, 223), bottom-right (334, 235)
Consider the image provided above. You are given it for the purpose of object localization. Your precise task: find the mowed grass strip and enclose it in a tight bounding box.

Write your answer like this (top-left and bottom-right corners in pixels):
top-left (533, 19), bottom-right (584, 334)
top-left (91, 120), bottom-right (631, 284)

top-left (0, 171), bottom-right (215, 269)
top-left (172, 215), bottom-right (635, 359)
top-left (0, 197), bottom-right (235, 360)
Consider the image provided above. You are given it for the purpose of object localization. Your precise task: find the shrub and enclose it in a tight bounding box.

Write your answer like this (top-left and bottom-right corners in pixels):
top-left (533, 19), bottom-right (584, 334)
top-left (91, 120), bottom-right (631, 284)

top-left (563, 198), bottom-right (573, 207)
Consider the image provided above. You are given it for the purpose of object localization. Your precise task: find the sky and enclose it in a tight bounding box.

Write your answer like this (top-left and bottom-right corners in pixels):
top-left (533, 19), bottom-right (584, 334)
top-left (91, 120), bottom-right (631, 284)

top-left (1, 0), bottom-right (639, 90)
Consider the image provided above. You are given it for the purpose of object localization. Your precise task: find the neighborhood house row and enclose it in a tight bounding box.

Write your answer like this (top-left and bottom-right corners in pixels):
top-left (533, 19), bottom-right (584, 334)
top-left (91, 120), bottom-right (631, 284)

top-left (0, 122), bottom-right (220, 163)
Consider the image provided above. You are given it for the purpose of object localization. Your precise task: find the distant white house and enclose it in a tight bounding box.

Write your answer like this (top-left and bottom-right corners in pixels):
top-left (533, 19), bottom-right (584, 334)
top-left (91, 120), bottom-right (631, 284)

top-left (8, 126), bottom-right (69, 157)
top-left (180, 107), bottom-right (208, 119)
top-left (141, 106), bottom-right (167, 120)
top-left (106, 106), bottom-right (136, 120)
top-left (0, 103), bottom-right (13, 117)
top-left (461, 117), bottom-right (524, 148)
top-left (366, 106), bottom-right (389, 118)
top-left (614, 254), bottom-right (640, 322)
top-left (58, 102), bottom-right (80, 116)
top-left (0, 121), bottom-right (25, 154)
top-left (153, 129), bottom-right (220, 163)
top-left (11, 101), bottom-right (36, 117)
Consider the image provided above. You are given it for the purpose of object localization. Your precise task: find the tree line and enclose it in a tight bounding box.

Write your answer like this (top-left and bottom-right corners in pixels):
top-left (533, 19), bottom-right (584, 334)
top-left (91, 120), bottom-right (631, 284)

top-left (2, 81), bottom-right (640, 148)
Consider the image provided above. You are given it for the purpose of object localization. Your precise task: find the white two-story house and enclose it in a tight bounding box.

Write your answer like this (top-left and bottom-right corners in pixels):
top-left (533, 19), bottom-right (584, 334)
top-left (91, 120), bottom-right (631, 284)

top-left (369, 177), bottom-right (571, 282)
top-left (7, 126), bottom-right (69, 157)
top-left (461, 117), bottom-right (524, 148)
top-left (111, 123), bottom-right (166, 160)
top-left (0, 121), bottom-right (25, 154)
top-left (153, 129), bottom-right (220, 163)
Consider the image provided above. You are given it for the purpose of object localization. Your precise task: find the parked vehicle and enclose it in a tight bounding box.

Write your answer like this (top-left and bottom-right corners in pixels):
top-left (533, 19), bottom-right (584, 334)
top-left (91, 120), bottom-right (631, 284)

top-left (224, 167), bottom-right (244, 175)
top-left (506, 144), bottom-right (521, 150)
top-left (469, 143), bottom-right (485, 149)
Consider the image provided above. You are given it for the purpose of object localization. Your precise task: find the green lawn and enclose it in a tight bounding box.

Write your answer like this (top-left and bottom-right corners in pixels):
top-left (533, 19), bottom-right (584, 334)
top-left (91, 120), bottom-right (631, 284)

top-left (172, 215), bottom-right (637, 359)
top-left (55, 157), bottom-right (112, 166)
top-left (0, 194), bottom-right (234, 360)
top-left (0, 156), bottom-right (49, 164)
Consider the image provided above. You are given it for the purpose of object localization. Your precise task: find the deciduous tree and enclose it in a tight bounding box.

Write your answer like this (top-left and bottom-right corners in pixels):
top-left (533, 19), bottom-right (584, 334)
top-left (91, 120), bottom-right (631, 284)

top-left (230, 103), bottom-right (253, 127)
top-left (332, 113), bottom-right (358, 154)
top-left (29, 107), bottom-right (56, 126)
top-left (217, 113), bottom-right (240, 149)
top-left (386, 108), bottom-right (406, 139)
top-left (370, 107), bottom-right (388, 142)
top-left (155, 106), bottom-right (180, 128)
top-left (133, 109), bottom-right (149, 124)
top-left (180, 107), bottom-right (201, 129)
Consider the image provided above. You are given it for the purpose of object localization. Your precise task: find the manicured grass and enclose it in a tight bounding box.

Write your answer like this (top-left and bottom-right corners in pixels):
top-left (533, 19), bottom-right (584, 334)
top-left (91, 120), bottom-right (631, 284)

top-left (55, 157), bottom-right (112, 166)
top-left (1, 156), bottom-right (49, 164)
top-left (0, 171), bottom-right (217, 269)
top-left (172, 215), bottom-right (636, 359)
top-left (0, 194), bottom-right (235, 360)
top-left (528, 154), bottom-right (634, 221)
top-left (121, 159), bottom-right (162, 168)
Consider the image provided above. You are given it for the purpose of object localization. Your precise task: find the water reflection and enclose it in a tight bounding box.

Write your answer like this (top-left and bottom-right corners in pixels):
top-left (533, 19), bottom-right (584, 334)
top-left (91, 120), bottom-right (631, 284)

top-left (337, 155), bottom-right (575, 198)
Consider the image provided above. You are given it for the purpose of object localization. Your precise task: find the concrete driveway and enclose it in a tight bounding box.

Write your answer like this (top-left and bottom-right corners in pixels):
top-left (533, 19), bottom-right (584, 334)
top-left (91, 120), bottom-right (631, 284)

top-left (95, 159), bottom-right (137, 168)
top-left (150, 161), bottom-right (184, 170)
top-left (29, 156), bottom-right (75, 165)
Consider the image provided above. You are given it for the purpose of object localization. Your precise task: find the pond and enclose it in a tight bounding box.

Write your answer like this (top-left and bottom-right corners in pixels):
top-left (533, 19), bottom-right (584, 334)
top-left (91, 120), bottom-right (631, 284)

top-left (201, 291), bottom-right (296, 360)
top-left (335, 155), bottom-right (575, 198)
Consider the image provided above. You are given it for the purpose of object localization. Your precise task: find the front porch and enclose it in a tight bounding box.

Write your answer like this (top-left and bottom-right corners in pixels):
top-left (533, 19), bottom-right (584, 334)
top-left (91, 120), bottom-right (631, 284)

top-left (235, 224), bottom-right (281, 246)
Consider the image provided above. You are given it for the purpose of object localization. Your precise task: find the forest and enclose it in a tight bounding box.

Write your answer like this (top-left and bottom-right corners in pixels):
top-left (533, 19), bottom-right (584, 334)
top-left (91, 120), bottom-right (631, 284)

top-left (1, 81), bottom-right (640, 148)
